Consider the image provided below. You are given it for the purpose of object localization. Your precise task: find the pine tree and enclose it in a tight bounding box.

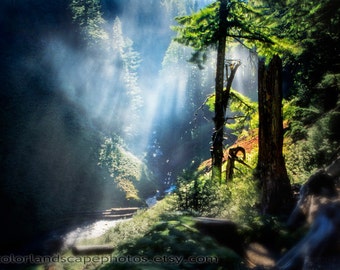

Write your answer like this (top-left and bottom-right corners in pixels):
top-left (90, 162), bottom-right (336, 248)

top-left (111, 18), bottom-right (143, 141)
top-left (173, 0), bottom-right (276, 182)
top-left (70, 0), bottom-right (108, 46)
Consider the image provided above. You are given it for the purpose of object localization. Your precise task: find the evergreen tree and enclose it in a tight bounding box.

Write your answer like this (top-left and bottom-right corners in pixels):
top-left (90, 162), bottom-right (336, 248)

top-left (70, 0), bottom-right (108, 46)
top-left (258, 0), bottom-right (339, 111)
top-left (264, 0), bottom-right (340, 166)
top-left (110, 17), bottom-right (143, 142)
top-left (173, 0), bottom-right (282, 182)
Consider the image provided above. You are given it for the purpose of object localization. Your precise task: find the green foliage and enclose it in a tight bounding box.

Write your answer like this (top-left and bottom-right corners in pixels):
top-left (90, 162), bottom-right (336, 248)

top-left (110, 17), bottom-right (144, 140)
top-left (238, 213), bottom-right (304, 253)
top-left (161, 0), bottom-right (191, 17)
top-left (70, 0), bottom-right (108, 46)
top-left (281, 0), bottom-right (340, 184)
top-left (54, 196), bottom-right (296, 270)
top-left (227, 89), bottom-right (258, 136)
top-left (205, 89), bottom-right (258, 137)
top-left (220, 150), bottom-right (259, 223)
top-left (98, 136), bottom-right (156, 201)
top-left (243, 0), bottom-right (303, 60)
top-left (57, 198), bottom-right (240, 270)
top-left (48, 198), bottom-right (176, 270)
top-left (318, 74), bottom-right (340, 92)
top-left (176, 170), bottom-right (230, 215)
top-left (176, 150), bottom-right (259, 223)
top-left (285, 110), bottom-right (340, 184)
top-left (173, 2), bottom-right (219, 52)
top-left (162, 41), bottom-right (190, 68)
top-left (109, 219), bottom-right (240, 270)
top-left (285, 139), bottom-right (319, 184)
top-left (283, 98), bottom-right (320, 140)
top-left (100, 205), bottom-right (241, 269)
top-left (284, 0), bottom-right (340, 106)
top-left (172, 0), bottom-right (299, 66)
top-left (308, 112), bottom-right (340, 161)
top-left (205, 93), bottom-right (215, 112)
top-left (84, 197), bottom-right (178, 247)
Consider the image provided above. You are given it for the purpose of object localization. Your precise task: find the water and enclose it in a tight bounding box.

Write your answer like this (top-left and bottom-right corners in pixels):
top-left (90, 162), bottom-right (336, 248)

top-left (16, 218), bottom-right (128, 256)
top-left (62, 219), bottom-right (127, 249)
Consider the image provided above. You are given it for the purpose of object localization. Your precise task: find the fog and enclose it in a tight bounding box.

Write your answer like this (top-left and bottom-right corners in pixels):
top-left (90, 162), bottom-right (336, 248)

top-left (0, 0), bottom-right (258, 254)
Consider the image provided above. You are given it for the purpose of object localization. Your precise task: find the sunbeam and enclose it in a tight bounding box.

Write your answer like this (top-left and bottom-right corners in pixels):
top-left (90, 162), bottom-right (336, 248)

top-left (1, 0), bottom-right (260, 255)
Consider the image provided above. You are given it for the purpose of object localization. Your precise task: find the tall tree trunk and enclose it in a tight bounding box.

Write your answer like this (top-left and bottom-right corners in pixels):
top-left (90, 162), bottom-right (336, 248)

top-left (256, 55), bottom-right (293, 215)
top-left (211, 0), bottom-right (228, 183)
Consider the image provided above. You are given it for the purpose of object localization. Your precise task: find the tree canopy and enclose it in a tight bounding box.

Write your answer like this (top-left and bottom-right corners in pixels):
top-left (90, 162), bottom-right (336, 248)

top-left (1, 0), bottom-right (339, 260)
top-left (173, 0), bottom-right (299, 64)
top-left (172, 0), bottom-right (298, 182)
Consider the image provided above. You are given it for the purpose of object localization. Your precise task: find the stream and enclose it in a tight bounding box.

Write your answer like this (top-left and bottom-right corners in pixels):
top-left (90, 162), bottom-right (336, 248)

top-left (18, 195), bottom-right (166, 256)
top-left (18, 218), bottom-right (128, 256)
top-left (62, 219), bottom-right (126, 249)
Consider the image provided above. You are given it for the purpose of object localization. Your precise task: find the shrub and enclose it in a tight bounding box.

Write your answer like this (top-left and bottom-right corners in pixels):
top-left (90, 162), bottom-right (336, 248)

top-left (175, 150), bottom-right (260, 223)
top-left (285, 110), bottom-right (340, 184)
top-left (101, 214), bottom-right (241, 270)
top-left (175, 170), bottom-right (229, 216)
top-left (98, 136), bottom-right (158, 202)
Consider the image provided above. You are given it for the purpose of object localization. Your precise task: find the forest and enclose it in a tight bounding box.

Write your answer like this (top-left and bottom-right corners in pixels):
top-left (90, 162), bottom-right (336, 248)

top-left (0, 0), bottom-right (339, 269)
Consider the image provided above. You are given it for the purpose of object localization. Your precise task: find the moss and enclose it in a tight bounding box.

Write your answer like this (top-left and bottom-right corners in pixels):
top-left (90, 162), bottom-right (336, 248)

top-left (101, 213), bottom-right (241, 270)
top-left (53, 198), bottom-right (241, 270)
top-left (98, 136), bottom-right (158, 202)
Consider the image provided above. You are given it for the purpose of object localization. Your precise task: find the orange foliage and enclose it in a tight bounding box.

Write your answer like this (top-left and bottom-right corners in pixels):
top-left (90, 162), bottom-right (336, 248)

top-left (198, 130), bottom-right (259, 173)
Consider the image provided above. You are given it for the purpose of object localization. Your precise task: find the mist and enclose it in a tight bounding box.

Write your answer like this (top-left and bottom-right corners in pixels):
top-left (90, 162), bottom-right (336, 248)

top-left (0, 0), bottom-right (258, 254)
top-left (35, 0), bottom-right (259, 195)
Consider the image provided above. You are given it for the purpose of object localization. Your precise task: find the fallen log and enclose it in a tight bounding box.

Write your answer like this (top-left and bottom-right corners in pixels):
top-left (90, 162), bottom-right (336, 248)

top-left (194, 217), bottom-right (243, 255)
top-left (72, 244), bottom-right (115, 255)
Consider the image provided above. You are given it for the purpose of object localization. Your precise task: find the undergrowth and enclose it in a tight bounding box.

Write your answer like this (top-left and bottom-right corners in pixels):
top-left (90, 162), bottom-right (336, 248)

top-left (47, 197), bottom-right (242, 270)
top-left (31, 131), bottom-right (335, 270)
top-left (176, 149), bottom-right (260, 225)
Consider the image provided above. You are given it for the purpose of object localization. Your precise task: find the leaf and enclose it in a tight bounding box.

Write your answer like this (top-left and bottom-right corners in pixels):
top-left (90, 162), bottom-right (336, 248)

top-left (205, 94), bottom-right (215, 112)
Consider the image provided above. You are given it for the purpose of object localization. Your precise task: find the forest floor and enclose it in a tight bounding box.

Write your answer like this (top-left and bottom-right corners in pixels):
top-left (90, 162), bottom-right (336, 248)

top-left (244, 242), bottom-right (278, 269)
top-left (28, 198), bottom-right (300, 270)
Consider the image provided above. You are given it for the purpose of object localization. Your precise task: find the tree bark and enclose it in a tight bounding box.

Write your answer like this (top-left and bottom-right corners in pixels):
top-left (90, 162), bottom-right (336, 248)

top-left (211, 0), bottom-right (228, 183)
top-left (256, 55), bottom-right (293, 215)
top-left (226, 146), bottom-right (246, 182)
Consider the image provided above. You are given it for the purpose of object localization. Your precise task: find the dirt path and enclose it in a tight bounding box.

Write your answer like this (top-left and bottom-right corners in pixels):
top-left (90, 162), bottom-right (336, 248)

top-left (244, 242), bottom-right (278, 269)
